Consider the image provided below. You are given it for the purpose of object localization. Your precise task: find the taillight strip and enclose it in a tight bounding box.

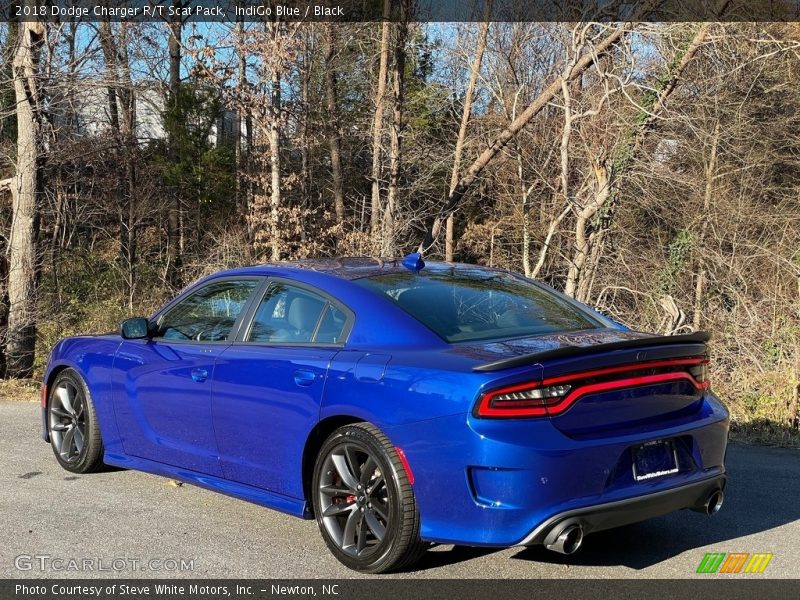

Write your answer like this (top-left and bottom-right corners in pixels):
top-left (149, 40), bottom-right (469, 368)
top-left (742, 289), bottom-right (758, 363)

top-left (542, 357), bottom-right (707, 385)
top-left (476, 357), bottom-right (709, 419)
top-left (543, 371), bottom-right (707, 417)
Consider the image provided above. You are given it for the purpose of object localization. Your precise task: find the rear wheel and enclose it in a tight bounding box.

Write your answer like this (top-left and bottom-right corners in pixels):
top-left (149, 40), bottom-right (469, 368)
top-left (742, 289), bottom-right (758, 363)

top-left (311, 423), bottom-right (425, 573)
top-left (48, 369), bottom-right (104, 474)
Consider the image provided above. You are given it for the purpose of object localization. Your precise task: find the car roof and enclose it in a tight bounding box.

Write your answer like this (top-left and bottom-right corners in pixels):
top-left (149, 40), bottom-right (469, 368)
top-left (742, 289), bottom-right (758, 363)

top-left (217, 257), bottom-right (508, 281)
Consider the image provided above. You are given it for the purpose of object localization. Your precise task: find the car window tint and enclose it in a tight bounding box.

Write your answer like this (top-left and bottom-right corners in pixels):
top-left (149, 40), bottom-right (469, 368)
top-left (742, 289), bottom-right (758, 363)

top-left (355, 270), bottom-right (603, 343)
top-left (248, 283), bottom-right (330, 343)
top-left (158, 280), bottom-right (258, 342)
top-left (315, 304), bottom-right (347, 343)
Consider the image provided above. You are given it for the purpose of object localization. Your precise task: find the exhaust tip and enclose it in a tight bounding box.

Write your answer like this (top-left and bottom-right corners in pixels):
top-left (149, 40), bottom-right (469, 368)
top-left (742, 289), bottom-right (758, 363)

top-left (545, 523), bottom-right (584, 555)
top-left (705, 489), bottom-right (724, 515)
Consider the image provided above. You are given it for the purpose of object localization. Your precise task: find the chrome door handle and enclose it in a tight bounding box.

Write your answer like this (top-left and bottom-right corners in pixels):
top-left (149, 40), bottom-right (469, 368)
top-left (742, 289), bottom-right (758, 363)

top-left (191, 368), bottom-right (208, 383)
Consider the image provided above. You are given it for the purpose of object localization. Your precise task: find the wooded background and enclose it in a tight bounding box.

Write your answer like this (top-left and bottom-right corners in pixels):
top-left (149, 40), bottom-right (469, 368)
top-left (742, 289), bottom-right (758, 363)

top-left (1, 5), bottom-right (799, 442)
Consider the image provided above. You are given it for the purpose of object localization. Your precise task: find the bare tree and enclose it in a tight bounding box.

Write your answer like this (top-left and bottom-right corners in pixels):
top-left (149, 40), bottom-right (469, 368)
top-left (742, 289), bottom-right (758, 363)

top-left (564, 22), bottom-right (714, 300)
top-left (420, 21), bottom-right (637, 253)
top-left (99, 19), bottom-right (139, 308)
top-left (165, 0), bottom-right (184, 287)
top-left (369, 0), bottom-right (391, 241)
top-left (235, 11), bottom-right (252, 221)
top-left (324, 23), bottom-right (345, 222)
top-left (266, 22), bottom-right (284, 262)
top-left (445, 2), bottom-right (492, 261)
top-left (692, 119), bottom-right (720, 329)
top-left (380, 0), bottom-right (410, 257)
top-left (6, 11), bottom-right (46, 378)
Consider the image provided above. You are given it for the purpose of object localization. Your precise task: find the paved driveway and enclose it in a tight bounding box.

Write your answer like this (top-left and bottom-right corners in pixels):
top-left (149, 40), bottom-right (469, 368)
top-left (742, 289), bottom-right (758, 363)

top-left (1, 401), bottom-right (797, 578)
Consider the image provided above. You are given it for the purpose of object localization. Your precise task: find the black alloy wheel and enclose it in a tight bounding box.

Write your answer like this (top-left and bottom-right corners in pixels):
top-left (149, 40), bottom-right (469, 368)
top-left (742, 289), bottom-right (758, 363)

top-left (312, 423), bottom-right (425, 573)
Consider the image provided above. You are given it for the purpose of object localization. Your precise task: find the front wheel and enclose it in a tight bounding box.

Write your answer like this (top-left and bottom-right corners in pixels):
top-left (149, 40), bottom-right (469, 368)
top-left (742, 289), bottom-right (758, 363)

top-left (48, 369), bottom-right (105, 474)
top-left (311, 423), bottom-right (425, 573)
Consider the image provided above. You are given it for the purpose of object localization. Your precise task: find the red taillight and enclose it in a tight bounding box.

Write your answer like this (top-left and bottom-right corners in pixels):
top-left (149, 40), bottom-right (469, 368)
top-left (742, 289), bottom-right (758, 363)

top-left (475, 357), bottom-right (709, 419)
top-left (477, 381), bottom-right (572, 417)
top-left (41, 384), bottom-right (47, 408)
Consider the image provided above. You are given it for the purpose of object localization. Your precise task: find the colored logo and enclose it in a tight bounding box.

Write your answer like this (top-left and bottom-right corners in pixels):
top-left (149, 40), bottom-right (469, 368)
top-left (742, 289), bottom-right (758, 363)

top-left (696, 552), bottom-right (773, 574)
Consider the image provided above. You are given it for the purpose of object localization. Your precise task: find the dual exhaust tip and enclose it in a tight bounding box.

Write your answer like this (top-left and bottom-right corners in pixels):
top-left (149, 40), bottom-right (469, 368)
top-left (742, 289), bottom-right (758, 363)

top-left (545, 523), bottom-right (584, 555)
top-left (700, 488), bottom-right (724, 516)
top-left (544, 488), bottom-right (724, 556)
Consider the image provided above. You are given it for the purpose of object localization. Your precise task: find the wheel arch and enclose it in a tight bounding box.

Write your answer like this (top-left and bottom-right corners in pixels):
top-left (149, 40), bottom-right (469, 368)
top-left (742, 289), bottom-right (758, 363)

top-left (45, 363), bottom-right (74, 394)
top-left (42, 363), bottom-right (83, 443)
top-left (44, 363), bottom-right (79, 418)
top-left (301, 414), bottom-right (367, 516)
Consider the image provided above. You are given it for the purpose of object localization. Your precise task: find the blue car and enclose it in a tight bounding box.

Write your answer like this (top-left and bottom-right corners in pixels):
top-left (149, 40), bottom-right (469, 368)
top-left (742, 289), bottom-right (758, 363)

top-left (42, 256), bottom-right (729, 573)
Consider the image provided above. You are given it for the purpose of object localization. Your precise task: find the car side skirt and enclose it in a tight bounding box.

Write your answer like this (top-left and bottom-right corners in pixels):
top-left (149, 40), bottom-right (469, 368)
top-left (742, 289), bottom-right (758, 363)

top-left (103, 452), bottom-right (312, 519)
top-left (517, 473), bottom-right (726, 546)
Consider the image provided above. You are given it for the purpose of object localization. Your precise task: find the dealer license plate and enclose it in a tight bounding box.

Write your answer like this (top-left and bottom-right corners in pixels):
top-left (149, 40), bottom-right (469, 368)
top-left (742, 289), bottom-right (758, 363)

top-left (632, 440), bottom-right (679, 481)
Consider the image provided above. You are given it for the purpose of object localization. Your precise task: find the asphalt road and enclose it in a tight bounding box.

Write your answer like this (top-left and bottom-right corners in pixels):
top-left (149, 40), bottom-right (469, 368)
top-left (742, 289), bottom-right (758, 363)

top-left (2, 400), bottom-right (798, 579)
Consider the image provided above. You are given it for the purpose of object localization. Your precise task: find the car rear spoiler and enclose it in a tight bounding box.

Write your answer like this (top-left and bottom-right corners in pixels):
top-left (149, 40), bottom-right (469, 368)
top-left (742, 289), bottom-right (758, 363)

top-left (472, 332), bottom-right (711, 372)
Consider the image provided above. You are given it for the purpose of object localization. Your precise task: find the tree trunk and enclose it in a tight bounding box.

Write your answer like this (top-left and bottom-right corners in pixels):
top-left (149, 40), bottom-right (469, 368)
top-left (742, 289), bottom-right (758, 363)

top-left (166, 2), bottom-right (183, 287)
top-left (7, 14), bottom-right (45, 378)
top-left (324, 23), bottom-right (345, 222)
top-left (516, 145), bottom-right (536, 277)
top-left (532, 204), bottom-right (570, 278)
top-left (0, 254), bottom-right (7, 378)
top-left (419, 20), bottom-right (636, 253)
top-left (269, 66), bottom-right (282, 262)
top-left (445, 4), bottom-right (491, 261)
top-left (235, 14), bottom-right (252, 228)
top-left (299, 31), bottom-right (312, 243)
top-left (565, 161), bottom-right (610, 298)
top-left (100, 20), bottom-right (138, 309)
top-left (369, 0), bottom-right (391, 240)
top-left (381, 0), bottom-right (410, 257)
top-left (692, 120), bottom-right (720, 330)
top-left (121, 54), bottom-right (138, 311)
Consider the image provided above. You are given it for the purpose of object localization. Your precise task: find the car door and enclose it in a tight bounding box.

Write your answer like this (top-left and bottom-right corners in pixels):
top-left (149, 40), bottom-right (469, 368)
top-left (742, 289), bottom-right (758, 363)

top-left (112, 277), bottom-right (262, 475)
top-left (212, 279), bottom-right (352, 498)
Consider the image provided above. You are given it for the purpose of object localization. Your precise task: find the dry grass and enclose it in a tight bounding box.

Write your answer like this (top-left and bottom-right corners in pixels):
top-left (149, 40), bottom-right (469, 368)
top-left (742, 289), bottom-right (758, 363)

top-left (0, 378), bottom-right (40, 403)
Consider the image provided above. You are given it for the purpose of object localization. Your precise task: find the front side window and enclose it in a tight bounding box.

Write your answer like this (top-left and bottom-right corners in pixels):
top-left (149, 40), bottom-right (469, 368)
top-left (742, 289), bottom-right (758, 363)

top-left (247, 283), bottom-right (347, 344)
top-left (158, 280), bottom-right (259, 342)
top-left (355, 270), bottom-right (603, 343)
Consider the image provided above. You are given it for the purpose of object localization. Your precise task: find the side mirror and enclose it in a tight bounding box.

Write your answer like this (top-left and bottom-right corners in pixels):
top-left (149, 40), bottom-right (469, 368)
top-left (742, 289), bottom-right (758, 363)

top-left (120, 317), bottom-right (151, 340)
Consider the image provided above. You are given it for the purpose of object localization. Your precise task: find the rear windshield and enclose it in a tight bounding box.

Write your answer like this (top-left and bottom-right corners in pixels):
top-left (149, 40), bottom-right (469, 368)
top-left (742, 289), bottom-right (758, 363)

top-left (355, 270), bottom-right (603, 343)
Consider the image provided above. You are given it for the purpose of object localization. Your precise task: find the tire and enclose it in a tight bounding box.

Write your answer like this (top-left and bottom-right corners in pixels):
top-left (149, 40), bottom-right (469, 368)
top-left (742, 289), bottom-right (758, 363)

top-left (47, 369), bottom-right (105, 474)
top-left (311, 422), bottom-right (426, 573)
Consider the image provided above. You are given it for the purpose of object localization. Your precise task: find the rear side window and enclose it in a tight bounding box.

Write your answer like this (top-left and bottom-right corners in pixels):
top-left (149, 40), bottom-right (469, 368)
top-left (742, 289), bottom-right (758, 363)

top-left (355, 270), bottom-right (602, 343)
top-left (247, 283), bottom-right (347, 344)
top-left (315, 305), bottom-right (348, 343)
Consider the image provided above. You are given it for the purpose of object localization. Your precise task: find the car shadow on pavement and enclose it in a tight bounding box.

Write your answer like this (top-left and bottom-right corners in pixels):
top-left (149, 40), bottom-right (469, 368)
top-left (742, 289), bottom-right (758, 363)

top-left (413, 443), bottom-right (800, 572)
top-left (513, 443), bottom-right (800, 570)
top-left (412, 545), bottom-right (500, 571)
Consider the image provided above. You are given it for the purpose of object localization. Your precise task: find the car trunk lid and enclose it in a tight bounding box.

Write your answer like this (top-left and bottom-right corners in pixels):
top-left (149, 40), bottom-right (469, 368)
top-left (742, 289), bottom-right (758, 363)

top-left (467, 329), bottom-right (710, 437)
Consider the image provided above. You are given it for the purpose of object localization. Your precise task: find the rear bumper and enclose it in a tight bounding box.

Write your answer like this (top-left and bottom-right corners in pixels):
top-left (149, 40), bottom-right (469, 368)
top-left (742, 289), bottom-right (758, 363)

top-left (386, 391), bottom-right (729, 546)
top-left (518, 474), bottom-right (726, 546)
